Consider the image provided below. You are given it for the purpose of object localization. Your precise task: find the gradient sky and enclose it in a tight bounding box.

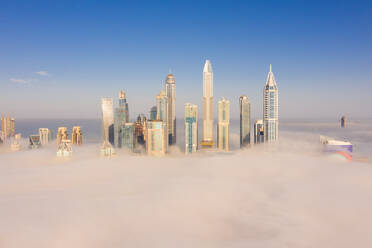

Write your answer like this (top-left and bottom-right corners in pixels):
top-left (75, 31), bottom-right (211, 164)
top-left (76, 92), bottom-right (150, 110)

top-left (0, 0), bottom-right (371, 120)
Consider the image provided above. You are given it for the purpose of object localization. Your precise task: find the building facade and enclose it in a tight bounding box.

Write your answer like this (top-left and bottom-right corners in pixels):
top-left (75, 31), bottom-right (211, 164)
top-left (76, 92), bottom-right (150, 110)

top-left (240, 95), bottom-right (251, 148)
top-left (254, 119), bottom-right (264, 144)
top-left (114, 90), bottom-right (129, 147)
top-left (120, 123), bottom-right (135, 151)
top-left (39, 128), bottom-right (53, 145)
top-left (217, 97), bottom-right (230, 152)
top-left (185, 103), bottom-right (198, 154)
top-left (101, 98), bottom-right (114, 145)
top-left (263, 65), bottom-right (279, 142)
top-left (57, 139), bottom-right (72, 157)
top-left (71, 126), bottom-right (83, 145)
top-left (1, 115), bottom-right (15, 139)
top-left (165, 73), bottom-right (176, 145)
top-left (56, 127), bottom-right (68, 145)
top-left (150, 106), bottom-right (157, 120)
top-left (201, 60), bottom-right (214, 147)
top-left (29, 135), bottom-right (41, 149)
top-left (146, 120), bottom-right (167, 157)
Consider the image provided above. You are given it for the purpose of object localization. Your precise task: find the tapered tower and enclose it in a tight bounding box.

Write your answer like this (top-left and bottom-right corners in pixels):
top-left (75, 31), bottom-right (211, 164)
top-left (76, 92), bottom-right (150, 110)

top-left (165, 73), bottom-right (176, 145)
top-left (263, 64), bottom-right (279, 142)
top-left (201, 60), bottom-right (214, 147)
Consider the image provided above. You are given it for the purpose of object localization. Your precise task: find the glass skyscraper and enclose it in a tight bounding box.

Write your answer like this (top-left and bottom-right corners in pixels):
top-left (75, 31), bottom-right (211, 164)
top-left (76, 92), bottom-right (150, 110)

top-left (120, 123), bottom-right (135, 151)
top-left (263, 65), bottom-right (278, 142)
top-left (239, 95), bottom-right (251, 148)
top-left (254, 119), bottom-right (264, 144)
top-left (185, 103), bottom-right (198, 154)
top-left (165, 73), bottom-right (176, 145)
top-left (114, 91), bottom-right (129, 148)
top-left (217, 97), bottom-right (230, 152)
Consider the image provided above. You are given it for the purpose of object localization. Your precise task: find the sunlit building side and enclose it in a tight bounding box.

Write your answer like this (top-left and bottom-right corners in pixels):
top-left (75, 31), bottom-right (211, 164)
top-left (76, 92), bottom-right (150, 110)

top-left (240, 95), bottom-right (251, 148)
top-left (71, 126), bottom-right (83, 145)
top-left (254, 120), bottom-right (264, 144)
top-left (39, 128), bottom-right (53, 145)
top-left (101, 98), bottom-right (115, 156)
top-left (217, 97), bottom-right (230, 152)
top-left (263, 64), bottom-right (279, 142)
top-left (56, 127), bottom-right (68, 145)
top-left (185, 103), bottom-right (198, 154)
top-left (1, 114), bottom-right (15, 140)
top-left (146, 120), bottom-right (167, 157)
top-left (201, 60), bottom-right (214, 148)
top-left (57, 139), bottom-right (72, 157)
top-left (156, 89), bottom-right (168, 152)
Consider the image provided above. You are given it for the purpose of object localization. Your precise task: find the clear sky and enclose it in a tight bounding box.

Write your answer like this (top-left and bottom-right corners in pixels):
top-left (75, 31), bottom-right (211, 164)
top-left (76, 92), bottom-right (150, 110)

top-left (0, 0), bottom-right (371, 120)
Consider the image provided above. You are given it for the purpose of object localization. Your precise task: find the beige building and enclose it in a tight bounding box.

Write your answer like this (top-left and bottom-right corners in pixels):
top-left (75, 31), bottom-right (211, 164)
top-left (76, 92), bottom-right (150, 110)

top-left (56, 127), bottom-right (68, 145)
top-left (217, 97), bottom-right (230, 152)
top-left (71, 126), bottom-right (83, 145)
top-left (201, 60), bottom-right (214, 148)
top-left (1, 114), bottom-right (15, 139)
top-left (39, 128), bottom-right (52, 145)
top-left (146, 120), bottom-right (167, 157)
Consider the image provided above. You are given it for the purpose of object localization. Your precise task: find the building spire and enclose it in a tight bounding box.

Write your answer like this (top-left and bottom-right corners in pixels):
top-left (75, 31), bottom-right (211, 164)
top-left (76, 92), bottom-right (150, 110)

top-left (270, 64), bottom-right (272, 72)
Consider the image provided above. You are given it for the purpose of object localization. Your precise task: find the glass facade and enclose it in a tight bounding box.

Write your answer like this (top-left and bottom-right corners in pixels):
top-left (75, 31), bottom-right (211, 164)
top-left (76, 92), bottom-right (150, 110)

top-left (240, 95), bottom-right (251, 147)
top-left (185, 103), bottom-right (198, 154)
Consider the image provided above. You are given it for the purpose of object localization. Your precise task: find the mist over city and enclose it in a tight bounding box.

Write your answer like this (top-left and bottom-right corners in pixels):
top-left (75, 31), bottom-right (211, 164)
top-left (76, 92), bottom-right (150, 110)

top-left (1, 1), bottom-right (372, 247)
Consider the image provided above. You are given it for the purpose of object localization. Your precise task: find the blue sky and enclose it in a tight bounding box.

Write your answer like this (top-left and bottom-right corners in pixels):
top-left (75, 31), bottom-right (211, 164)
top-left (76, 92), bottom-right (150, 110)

top-left (0, 0), bottom-right (371, 120)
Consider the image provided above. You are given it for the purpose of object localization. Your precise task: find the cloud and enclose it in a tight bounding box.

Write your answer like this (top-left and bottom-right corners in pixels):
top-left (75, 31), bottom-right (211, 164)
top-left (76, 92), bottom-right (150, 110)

top-left (10, 78), bottom-right (32, 84)
top-left (0, 129), bottom-right (371, 247)
top-left (35, 71), bottom-right (48, 76)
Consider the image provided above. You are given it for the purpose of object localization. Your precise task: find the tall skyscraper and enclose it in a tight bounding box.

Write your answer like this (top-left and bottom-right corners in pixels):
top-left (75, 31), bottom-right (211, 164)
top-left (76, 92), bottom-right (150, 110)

top-left (185, 103), bottom-right (198, 154)
top-left (39, 128), bottom-right (53, 145)
top-left (217, 97), bottom-right (230, 152)
top-left (201, 60), bottom-right (214, 148)
top-left (156, 89), bottom-right (168, 122)
top-left (254, 120), bottom-right (264, 144)
top-left (165, 73), bottom-right (176, 145)
top-left (263, 64), bottom-right (279, 142)
top-left (101, 98), bottom-right (114, 145)
top-left (71, 126), bottom-right (83, 145)
top-left (56, 127), bottom-right (68, 145)
top-left (135, 114), bottom-right (146, 146)
top-left (146, 120), bottom-right (167, 157)
top-left (240, 95), bottom-right (251, 147)
top-left (114, 90), bottom-right (129, 147)
top-left (120, 123), bottom-right (135, 151)
top-left (1, 114), bottom-right (15, 139)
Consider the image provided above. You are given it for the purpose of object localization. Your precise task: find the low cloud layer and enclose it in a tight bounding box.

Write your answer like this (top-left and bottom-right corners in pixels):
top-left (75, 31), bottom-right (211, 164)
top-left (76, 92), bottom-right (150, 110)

top-left (0, 130), bottom-right (371, 247)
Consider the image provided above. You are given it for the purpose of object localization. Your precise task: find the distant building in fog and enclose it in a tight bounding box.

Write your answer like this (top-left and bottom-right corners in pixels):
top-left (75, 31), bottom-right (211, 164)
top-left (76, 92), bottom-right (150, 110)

top-left (165, 72), bottom-right (176, 145)
top-left (57, 139), bottom-right (72, 157)
top-left (146, 120), bottom-right (167, 156)
top-left (29, 135), bottom-right (41, 149)
top-left (71, 126), bottom-right (83, 145)
top-left (11, 133), bottom-right (21, 151)
top-left (239, 95), bottom-right (251, 148)
top-left (39, 128), bottom-right (53, 145)
top-left (217, 97), bottom-right (230, 152)
top-left (135, 114), bottom-right (146, 146)
top-left (341, 116), bottom-right (346, 128)
top-left (254, 120), bottom-right (264, 144)
top-left (185, 103), bottom-right (198, 154)
top-left (56, 127), bottom-right (68, 145)
top-left (1, 114), bottom-right (15, 139)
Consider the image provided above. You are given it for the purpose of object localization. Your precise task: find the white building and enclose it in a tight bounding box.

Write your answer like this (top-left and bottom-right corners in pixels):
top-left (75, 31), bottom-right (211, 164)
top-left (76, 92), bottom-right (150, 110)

top-left (201, 60), bottom-right (214, 147)
top-left (263, 65), bottom-right (278, 142)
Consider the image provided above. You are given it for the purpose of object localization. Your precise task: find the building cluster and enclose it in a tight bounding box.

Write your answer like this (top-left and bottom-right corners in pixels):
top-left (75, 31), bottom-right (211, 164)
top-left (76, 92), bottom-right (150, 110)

top-left (100, 60), bottom-right (279, 157)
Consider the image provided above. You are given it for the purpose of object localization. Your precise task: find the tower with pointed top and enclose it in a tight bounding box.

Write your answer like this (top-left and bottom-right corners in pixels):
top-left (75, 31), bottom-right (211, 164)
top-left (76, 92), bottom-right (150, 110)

top-left (263, 64), bottom-right (278, 142)
top-left (201, 60), bottom-right (214, 147)
top-left (165, 73), bottom-right (176, 145)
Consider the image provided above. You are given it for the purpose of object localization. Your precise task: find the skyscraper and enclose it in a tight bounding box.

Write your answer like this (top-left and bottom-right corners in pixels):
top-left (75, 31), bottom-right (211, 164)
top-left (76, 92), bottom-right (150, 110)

top-left (263, 64), bottom-right (279, 142)
top-left (185, 103), bottom-right (198, 154)
top-left (254, 120), bottom-right (264, 144)
top-left (57, 139), bottom-right (72, 157)
top-left (120, 123), bottom-right (135, 151)
top-left (146, 120), bottom-right (167, 157)
top-left (217, 97), bottom-right (230, 152)
top-left (101, 98), bottom-right (115, 156)
top-left (71, 126), bottom-right (83, 145)
top-left (56, 127), bottom-right (68, 145)
top-left (201, 60), bottom-right (214, 148)
top-left (101, 98), bottom-right (114, 145)
top-left (156, 89), bottom-right (168, 152)
top-left (135, 114), bottom-right (146, 146)
top-left (114, 90), bottom-right (129, 147)
top-left (240, 95), bottom-right (251, 147)
top-left (341, 116), bottom-right (346, 128)
top-left (29, 135), bottom-right (41, 149)
top-left (165, 73), bottom-right (176, 145)
top-left (1, 114), bottom-right (15, 139)
top-left (39, 128), bottom-right (53, 145)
